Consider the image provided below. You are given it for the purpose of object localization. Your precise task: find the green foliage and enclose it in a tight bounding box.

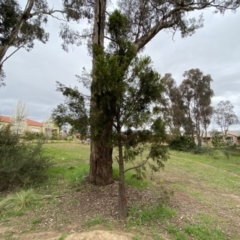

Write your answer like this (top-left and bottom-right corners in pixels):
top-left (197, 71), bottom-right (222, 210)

top-left (31, 217), bottom-right (42, 225)
top-left (193, 146), bottom-right (214, 155)
top-left (0, 124), bottom-right (51, 191)
top-left (22, 131), bottom-right (45, 141)
top-left (169, 135), bottom-right (196, 151)
top-left (91, 10), bottom-right (137, 143)
top-left (167, 221), bottom-right (226, 240)
top-left (180, 69), bottom-right (214, 146)
top-left (0, 0), bottom-right (19, 44)
top-left (214, 100), bottom-right (239, 135)
top-left (0, 0), bottom-right (49, 49)
top-left (52, 82), bottom-right (89, 136)
top-left (167, 225), bottom-right (187, 240)
top-left (211, 131), bottom-right (223, 147)
top-left (0, 189), bottom-right (41, 212)
top-left (107, 10), bottom-right (129, 45)
top-left (84, 216), bottom-right (105, 227)
top-left (112, 167), bottom-right (148, 188)
top-left (92, 10), bottom-right (169, 184)
top-left (47, 163), bottom-right (89, 186)
top-left (127, 203), bottom-right (175, 226)
top-left (184, 224), bottom-right (226, 240)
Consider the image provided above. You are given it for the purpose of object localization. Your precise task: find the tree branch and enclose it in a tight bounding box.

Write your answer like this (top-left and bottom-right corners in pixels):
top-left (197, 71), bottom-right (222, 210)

top-left (124, 157), bottom-right (149, 173)
top-left (1, 44), bottom-right (25, 66)
top-left (134, 3), bottom-right (213, 51)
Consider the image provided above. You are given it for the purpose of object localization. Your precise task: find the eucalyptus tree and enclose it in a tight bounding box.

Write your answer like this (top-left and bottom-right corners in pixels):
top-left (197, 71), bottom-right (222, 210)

top-left (161, 73), bottom-right (185, 135)
top-left (47, 0), bottom-right (240, 185)
top-left (214, 100), bottom-right (239, 136)
top-left (88, 0), bottom-right (240, 185)
top-left (0, 0), bottom-right (92, 86)
top-left (92, 10), bottom-right (168, 218)
top-left (179, 69), bottom-right (214, 146)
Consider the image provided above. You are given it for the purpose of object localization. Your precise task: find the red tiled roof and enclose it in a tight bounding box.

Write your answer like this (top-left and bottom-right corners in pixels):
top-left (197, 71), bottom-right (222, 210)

top-left (0, 116), bottom-right (43, 127)
top-left (26, 119), bottom-right (43, 127)
top-left (0, 116), bottom-right (11, 123)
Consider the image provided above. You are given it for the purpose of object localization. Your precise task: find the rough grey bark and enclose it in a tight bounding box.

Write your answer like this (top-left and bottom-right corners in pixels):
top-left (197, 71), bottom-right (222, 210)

top-left (88, 0), bottom-right (114, 185)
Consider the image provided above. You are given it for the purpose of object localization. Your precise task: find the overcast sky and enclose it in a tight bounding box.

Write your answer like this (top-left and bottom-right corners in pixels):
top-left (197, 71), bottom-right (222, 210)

top-left (0, 1), bottom-right (240, 130)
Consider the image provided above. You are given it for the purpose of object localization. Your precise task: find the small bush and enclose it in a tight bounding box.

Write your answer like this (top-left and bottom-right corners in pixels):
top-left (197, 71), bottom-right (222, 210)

top-left (0, 125), bottom-right (51, 191)
top-left (169, 136), bottom-right (195, 151)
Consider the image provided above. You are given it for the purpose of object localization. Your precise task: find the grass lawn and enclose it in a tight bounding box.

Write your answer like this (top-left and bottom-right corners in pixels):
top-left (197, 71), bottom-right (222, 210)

top-left (0, 142), bottom-right (240, 240)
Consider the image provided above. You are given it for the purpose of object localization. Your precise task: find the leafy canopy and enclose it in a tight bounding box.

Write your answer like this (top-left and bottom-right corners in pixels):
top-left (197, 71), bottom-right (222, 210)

top-left (52, 82), bottom-right (89, 136)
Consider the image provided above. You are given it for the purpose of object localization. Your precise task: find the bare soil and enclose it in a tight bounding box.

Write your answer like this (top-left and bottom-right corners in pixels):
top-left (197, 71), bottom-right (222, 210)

top-left (0, 182), bottom-right (165, 239)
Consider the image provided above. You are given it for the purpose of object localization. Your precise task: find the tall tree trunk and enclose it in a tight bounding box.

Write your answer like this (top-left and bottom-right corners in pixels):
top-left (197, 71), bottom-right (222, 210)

top-left (88, 0), bottom-right (114, 185)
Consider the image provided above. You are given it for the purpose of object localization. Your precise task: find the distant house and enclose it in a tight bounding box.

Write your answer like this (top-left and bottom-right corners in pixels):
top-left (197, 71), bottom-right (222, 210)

top-left (195, 130), bottom-right (240, 145)
top-left (225, 130), bottom-right (240, 145)
top-left (0, 115), bottom-right (59, 136)
top-left (201, 131), bottom-right (214, 144)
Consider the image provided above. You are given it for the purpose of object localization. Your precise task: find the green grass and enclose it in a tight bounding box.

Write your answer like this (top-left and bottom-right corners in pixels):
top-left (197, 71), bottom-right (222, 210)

top-left (167, 223), bottom-right (226, 240)
top-left (58, 233), bottom-right (68, 240)
top-left (127, 204), bottom-right (175, 226)
top-left (0, 189), bottom-right (41, 212)
top-left (132, 236), bottom-right (143, 240)
top-left (112, 167), bottom-right (148, 188)
top-left (46, 162), bottom-right (89, 186)
top-left (167, 225), bottom-right (187, 240)
top-left (170, 149), bottom-right (240, 175)
top-left (43, 143), bottom-right (90, 163)
top-left (31, 217), bottom-right (42, 225)
top-left (41, 143), bottom-right (90, 187)
top-left (84, 215), bottom-right (106, 227)
top-left (169, 150), bottom-right (240, 192)
top-left (184, 224), bottom-right (225, 240)
top-left (1, 142), bottom-right (239, 239)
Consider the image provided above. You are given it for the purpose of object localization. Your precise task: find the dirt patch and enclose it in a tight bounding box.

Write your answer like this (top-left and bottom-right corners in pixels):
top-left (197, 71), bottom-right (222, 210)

top-left (29, 182), bottom-right (161, 231)
top-left (16, 230), bottom-right (132, 240)
top-left (18, 231), bottom-right (60, 240)
top-left (0, 182), bottom-right (164, 239)
top-left (222, 193), bottom-right (240, 203)
top-left (66, 230), bottom-right (132, 240)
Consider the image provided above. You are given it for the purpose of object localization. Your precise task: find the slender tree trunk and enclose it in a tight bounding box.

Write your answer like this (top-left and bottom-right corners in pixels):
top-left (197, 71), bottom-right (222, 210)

top-left (88, 0), bottom-right (114, 185)
top-left (117, 127), bottom-right (127, 219)
top-left (196, 118), bottom-right (201, 147)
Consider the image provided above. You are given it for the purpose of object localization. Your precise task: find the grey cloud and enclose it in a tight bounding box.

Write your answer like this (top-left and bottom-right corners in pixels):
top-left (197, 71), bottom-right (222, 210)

top-left (0, 3), bottom-right (240, 126)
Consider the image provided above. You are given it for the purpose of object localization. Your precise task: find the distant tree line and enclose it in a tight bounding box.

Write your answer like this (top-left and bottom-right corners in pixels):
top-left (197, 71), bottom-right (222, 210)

top-left (52, 67), bottom-right (239, 148)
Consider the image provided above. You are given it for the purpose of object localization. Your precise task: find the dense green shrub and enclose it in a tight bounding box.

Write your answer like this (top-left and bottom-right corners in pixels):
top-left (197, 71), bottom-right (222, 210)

top-left (22, 131), bottom-right (46, 141)
top-left (0, 125), bottom-right (51, 191)
top-left (169, 135), bottom-right (195, 151)
top-left (211, 132), bottom-right (224, 148)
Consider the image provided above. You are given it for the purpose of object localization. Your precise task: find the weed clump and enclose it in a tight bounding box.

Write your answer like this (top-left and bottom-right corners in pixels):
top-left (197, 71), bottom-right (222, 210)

top-left (0, 189), bottom-right (41, 211)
